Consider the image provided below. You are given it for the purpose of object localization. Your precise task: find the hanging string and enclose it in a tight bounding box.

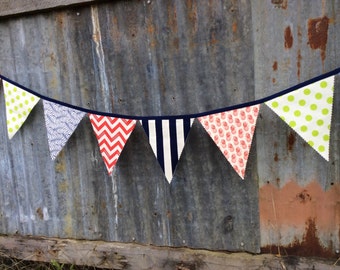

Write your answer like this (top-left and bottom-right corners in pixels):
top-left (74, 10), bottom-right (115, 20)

top-left (1, 67), bottom-right (339, 120)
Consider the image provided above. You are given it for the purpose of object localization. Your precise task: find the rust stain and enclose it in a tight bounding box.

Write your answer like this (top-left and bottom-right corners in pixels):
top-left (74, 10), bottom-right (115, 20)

top-left (167, 1), bottom-right (179, 51)
top-left (272, 78), bottom-right (276, 84)
top-left (271, 0), bottom-right (288, 9)
top-left (297, 49), bottom-right (302, 79)
top-left (36, 208), bottom-right (44, 220)
top-left (296, 190), bottom-right (312, 203)
top-left (210, 32), bottom-right (218, 46)
top-left (261, 218), bottom-right (335, 258)
top-left (58, 180), bottom-right (68, 193)
top-left (281, 0), bottom-right (288, 9)
top-left (287, 132), bottom-right (296, 151)
top-left (173, 38), bottom-right (179, 50)
top-left (274, 153), bottom-right (279, 162)
top-left (276, 178), bottom-right (280, 185)
top-left (167, 3), bottom-right (178, 34)
top-left (187, 0), bottom-right (198, 33)
top-left (284, 26), bottom-right (293, 49)
top-left (260, 181), bottom-right (340, 258)
top-left (307, 16), bottom-right (329, 63)
top-left (147, 23), bottom-right (155, 34)
top-left (110, 16), bottom-right (121, 52)
top-left (272, 61), bottom-right (278, 71)
top-left (147, 19), bottom-right (157, 48)
top-left (55, 153), bottom-right (66, 173)
top-left (296, 25), bottom-right (302, 79)
top-left (232, 22), bottom-right (237, 33)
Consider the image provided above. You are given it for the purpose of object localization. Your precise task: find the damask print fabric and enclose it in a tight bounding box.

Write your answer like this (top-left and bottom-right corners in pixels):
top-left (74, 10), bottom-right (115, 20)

top-left (198, 105), bottom-right (260, 179)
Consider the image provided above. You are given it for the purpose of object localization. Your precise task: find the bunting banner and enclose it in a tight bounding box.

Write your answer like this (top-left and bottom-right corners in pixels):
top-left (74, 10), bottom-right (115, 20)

top-left (43, 100), bottom-right (86, 160)
top-left (266, 76), bottom-right (334, 160)
top-left (198, 105), bottom-right (260, 179)
top-left (141, 118), bottom-right (194, 183)
top-left (0, 67), bottom-right (338, 182)
top-left (2, 79), bottom-right (40, 139)
top-left (89, 114), bottom-right (136, 175)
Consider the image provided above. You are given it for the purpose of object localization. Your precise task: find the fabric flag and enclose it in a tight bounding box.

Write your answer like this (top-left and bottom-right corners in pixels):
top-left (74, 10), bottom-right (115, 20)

top-left (266, 76), bottom-right (334, 160)
top-left (2, 80), bottom-right (40, 139)
top-left (141, 118), bottom-right (194, 183)
top-left (198, 105), bottom-right (260, 179)
top-left (89, 114), bottom-right (136, 175)
top-left (43, 100), bottom-right (85, 160)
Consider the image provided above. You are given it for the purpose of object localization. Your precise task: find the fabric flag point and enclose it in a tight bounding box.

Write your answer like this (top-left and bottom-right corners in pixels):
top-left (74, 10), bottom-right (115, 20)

top-left (43, 100), bottom-right (85, 160)
top-left (141, 118), bottom-right (194, 183)
top-left (89, 114), bottom-right (136, 175)
top-left (2, 80), bottom-right (40, 139)
top-left (266, 76), bottom-right (334, 160)
top-left (198, 105), bottom-right (260, 179)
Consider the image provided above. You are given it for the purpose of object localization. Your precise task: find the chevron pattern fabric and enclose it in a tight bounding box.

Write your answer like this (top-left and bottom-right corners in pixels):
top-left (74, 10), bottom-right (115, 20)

top-left (89, 114), bottom-right (136, 175)
top-left (43, 100), bottom-right (85, 160)
top-left (141, 118), bottom-right (194, 183)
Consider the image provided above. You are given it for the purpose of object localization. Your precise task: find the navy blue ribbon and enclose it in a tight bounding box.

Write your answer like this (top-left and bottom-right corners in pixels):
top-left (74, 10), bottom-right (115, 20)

top-left (1, 67), bottom-right (339, 120)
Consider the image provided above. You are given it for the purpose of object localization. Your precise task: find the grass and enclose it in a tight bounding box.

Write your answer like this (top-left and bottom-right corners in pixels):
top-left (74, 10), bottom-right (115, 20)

top-left (0, 252), bottom-right (102, 270)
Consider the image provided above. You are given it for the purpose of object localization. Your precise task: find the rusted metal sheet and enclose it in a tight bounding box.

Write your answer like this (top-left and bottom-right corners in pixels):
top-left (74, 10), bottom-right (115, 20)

top-left (252, 0), bottom-right (340, 258)
top-left (0, 0), bottom-right (338, 257)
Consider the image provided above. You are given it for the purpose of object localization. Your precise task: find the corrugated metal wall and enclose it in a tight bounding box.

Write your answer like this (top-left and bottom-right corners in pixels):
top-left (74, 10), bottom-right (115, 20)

top-left (0, 0), bottom-right (339, 256)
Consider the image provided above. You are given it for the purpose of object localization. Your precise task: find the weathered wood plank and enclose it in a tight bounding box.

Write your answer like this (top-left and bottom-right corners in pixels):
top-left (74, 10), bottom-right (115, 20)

top-left (0, 235), bottom-right (338, 270)
top-left (0, 0), bottom-right (101, 17)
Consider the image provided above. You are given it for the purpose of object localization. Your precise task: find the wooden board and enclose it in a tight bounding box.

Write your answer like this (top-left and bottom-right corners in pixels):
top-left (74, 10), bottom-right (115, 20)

top-left (0, 235), bottom-right (338, 270)
top-left (0, 0), bottom-right (100, 17)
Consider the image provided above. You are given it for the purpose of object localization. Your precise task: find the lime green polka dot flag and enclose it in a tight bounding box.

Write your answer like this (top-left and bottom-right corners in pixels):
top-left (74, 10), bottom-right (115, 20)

top-left (266, 76), bottom-right (334, 160)
top-left (2, 80), bottom-right (40, 139)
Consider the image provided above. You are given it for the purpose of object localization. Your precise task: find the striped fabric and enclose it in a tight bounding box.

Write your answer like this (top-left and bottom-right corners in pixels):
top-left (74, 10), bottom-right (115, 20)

top-left (141, 118), bottom-right (194, 183)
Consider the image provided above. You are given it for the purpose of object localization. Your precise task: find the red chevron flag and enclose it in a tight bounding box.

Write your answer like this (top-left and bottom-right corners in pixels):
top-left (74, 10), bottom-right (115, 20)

top-left (89, 114), bottom-right (136, 175)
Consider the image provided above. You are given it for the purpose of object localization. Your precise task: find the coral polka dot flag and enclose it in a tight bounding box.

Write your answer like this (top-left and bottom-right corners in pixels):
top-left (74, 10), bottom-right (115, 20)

top-left (89, 114), bottom-right (137, 175)
top-left (2, 79), bottom-right (40, 139)
top-left (198, 105), bottom-right (260, 179)
top-left (265, 76), bottom-right (334, 160)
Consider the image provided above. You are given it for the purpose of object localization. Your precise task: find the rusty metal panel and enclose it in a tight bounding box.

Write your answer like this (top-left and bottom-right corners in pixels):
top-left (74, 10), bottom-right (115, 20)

top-left (0, 0), bottom-right (338, 257)
top-left (252, 0), bottom-right (340, 258)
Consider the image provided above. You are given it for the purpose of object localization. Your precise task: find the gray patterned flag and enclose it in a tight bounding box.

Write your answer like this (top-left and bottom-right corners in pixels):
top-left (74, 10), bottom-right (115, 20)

top-left (43, 100), bottom-right (85, 160)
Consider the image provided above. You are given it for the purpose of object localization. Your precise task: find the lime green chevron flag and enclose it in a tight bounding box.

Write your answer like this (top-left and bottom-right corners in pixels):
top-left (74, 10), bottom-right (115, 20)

top-left (266, 76), bottom-right (334, 160)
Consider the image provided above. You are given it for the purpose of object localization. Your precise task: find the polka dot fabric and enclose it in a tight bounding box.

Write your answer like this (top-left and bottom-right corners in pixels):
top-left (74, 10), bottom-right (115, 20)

top-left (198, 105), bottom-right (260, 179)
top-left (266, 76), bottom-right (334, 160)
top-left (2, 80), bottom-right (40, 139)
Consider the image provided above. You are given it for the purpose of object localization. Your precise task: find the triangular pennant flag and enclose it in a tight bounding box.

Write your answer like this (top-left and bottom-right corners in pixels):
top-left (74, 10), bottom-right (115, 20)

top-left (2, 80), bottom-right (40, 139)
top-left (141, 118), bottom-right (194, 183)
top-left (198, 105), bottom-right (260, 179)
top-left (43, 100), bottom-right (85, 160)
top-left (89, 114), bottom-right (136, 175)
top-left (266, 76), bottom-right (334, 160)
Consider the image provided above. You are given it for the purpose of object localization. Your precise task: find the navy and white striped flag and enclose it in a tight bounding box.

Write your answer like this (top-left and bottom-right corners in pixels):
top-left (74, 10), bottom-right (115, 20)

top-left (141, 118), bottom-right (194, 183)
